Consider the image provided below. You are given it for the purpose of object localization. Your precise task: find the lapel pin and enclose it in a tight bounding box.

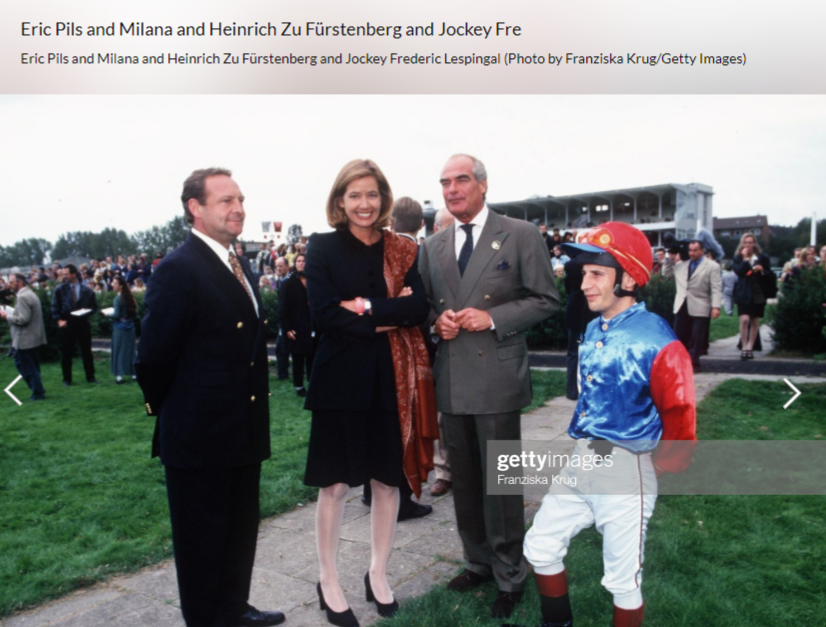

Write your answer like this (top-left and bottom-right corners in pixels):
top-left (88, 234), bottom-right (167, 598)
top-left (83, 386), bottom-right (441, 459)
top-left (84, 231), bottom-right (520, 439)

top-left (492, 241), bottom-right (501, 250)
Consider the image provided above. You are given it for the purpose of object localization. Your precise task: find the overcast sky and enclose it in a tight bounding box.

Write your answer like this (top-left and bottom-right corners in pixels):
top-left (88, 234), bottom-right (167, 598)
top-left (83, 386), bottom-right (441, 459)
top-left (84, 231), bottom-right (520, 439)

top-left (1, 94), bottom-right (824, 247)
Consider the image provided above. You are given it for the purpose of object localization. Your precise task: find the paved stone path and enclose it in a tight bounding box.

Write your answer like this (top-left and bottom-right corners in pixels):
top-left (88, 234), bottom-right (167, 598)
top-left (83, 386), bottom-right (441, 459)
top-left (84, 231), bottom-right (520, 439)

top-left (4, 329), bottom-right (822, 626)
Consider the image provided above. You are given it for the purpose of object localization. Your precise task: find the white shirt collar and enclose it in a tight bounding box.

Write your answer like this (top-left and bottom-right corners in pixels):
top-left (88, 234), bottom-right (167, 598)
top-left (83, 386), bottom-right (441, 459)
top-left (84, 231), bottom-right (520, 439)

top-left (454, 204), bottom-right (490, 258)
top-left (397, 232), bottom-right (418, 244)
top-left (191, 228), bottom-right (234, 266)
top-left (466, 204), bottom-right (490, 231)
top-left (190, 228), bottom-right (259, 316)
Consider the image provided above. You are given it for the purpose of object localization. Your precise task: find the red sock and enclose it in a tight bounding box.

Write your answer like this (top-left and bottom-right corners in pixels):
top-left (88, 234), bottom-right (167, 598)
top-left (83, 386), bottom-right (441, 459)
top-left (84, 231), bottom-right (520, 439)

top-left (613, 603), bottom-right (644, 627)
top-left (535, 570), bottom-right (568, 597)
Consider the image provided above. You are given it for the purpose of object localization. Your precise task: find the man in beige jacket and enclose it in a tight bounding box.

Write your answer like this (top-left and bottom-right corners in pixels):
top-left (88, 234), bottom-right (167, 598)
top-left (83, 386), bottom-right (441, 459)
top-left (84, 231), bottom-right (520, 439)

top-left (668, 240), bottom-right (722, 369)
top-left (1, 273), bottom-right (47, 400)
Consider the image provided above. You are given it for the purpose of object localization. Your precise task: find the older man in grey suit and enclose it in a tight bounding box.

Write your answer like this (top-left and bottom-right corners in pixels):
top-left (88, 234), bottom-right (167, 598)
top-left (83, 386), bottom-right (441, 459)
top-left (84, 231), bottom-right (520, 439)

top-left (1, 273), bottom-right (47, 400)
top-left (419, 154), bottom-right (558, 619)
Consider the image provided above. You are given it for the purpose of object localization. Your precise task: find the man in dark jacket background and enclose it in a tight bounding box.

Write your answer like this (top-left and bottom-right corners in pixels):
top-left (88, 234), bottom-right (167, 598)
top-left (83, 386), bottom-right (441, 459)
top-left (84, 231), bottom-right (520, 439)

top-left (51, 263), bottom-right (98, 385)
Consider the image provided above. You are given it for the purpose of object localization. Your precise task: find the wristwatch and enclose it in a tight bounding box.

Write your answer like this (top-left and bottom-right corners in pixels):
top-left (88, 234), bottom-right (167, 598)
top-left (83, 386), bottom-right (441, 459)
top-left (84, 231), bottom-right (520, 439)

top-left (355, 297), bottom-right (373, 316)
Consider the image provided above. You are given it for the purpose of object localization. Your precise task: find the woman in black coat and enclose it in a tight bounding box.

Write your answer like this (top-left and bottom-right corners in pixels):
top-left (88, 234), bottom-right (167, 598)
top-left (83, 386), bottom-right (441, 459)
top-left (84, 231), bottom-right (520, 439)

top-left (278, 253), bottom-right (314, 396)
top-left (302, 159), bottom-right (431, 627)
top-left (732, 232), bottom-right (774, 359)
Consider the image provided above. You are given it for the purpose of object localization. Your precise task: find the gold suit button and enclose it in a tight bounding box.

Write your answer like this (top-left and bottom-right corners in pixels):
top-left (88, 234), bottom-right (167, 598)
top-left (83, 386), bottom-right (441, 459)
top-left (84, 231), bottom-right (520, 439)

top-left (602, 323), bottom-right (608, 331)
top-left (596, 341), bottom-right (603, 348)
top-left (251, 395), bottom-right (256, 402)
top-left (263, 319), bottom-right (268, 325)
top-left (440, 299), bottom-right (445, 304)
top-left (237, 322), bottom-right (244, 329)
top-left (587, 375), bottom-right (593, 382)
top-left (484, 295), bottom-right (491, 301)
top-left (250, 362), bottom-right (255, 367)
top-left (268, 392), bottom-right (273, 397)
top-left (478, 350), bottom-right (484, 356)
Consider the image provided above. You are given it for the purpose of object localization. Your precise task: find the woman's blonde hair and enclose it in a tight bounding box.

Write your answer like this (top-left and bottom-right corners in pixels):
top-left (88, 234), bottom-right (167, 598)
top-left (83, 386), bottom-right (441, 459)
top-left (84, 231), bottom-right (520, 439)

top-left (736, 232), bottom-right (762, 256)
top-left (326, 159), bottom-right (394, 231)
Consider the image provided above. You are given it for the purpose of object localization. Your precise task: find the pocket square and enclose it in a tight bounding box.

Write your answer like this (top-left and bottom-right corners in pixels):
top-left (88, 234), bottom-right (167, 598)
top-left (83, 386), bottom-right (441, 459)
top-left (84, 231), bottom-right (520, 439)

top-left (496, 260), bottom-right (510, 270)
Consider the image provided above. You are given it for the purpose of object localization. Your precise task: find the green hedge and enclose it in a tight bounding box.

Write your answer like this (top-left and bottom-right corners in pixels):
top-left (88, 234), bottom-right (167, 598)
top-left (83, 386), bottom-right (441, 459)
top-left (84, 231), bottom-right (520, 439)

top-left (1, 284), bottom-right (282, 363)
top-left (773, 268), bottom-right (826, 354)
top-left (525, 277), bottom-right (568, 349)
top-left (3, 275), bottom-right (682, 358)
top-left (637, 273), bottom-right (677, 327)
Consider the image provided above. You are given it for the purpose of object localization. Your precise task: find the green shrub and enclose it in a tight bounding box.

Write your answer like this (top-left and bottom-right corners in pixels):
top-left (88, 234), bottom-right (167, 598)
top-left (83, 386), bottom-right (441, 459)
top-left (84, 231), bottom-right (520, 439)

top-left (260, 289), bottom-right (280, 338)
top-left (638, 273), bottom-right (677, 326)
top-left (526, 277), bottom-right (568, 350)
top-left (773, 268), bottom-right (826, 354)
top-left (0, 284), bottom-right (149, 362)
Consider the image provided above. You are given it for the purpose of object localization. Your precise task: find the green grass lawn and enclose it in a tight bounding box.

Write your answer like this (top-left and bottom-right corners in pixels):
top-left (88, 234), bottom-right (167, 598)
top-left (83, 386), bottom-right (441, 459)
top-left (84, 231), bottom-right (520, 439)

top-left (0, 355), bottom-right (564, 618)
top-left (377, 379), bottom-right (826, 627)
top-left (0, 353), bottom-right (317, 617)
top-left (709, 312), bottom-right (742, 343)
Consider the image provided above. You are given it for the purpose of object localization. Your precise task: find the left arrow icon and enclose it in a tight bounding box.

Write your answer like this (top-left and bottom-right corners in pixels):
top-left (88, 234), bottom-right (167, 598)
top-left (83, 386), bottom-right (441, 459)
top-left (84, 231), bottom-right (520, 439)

top-left (5, 375), bottom-right (23, 406)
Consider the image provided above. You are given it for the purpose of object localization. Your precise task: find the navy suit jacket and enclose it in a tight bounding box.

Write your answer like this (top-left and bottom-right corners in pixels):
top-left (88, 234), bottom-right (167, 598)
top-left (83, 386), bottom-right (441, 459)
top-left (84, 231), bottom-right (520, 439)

top-left (51, 281), bottom-right (98, 321)
top-left (135, 232), bottom-right (271, 468)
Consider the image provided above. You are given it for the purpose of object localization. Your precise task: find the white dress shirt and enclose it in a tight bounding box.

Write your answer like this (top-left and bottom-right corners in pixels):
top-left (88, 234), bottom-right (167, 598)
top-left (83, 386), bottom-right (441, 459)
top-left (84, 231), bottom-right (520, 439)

top-left (454, 204), bottom-right (490, 260)
top-left (191, 228), bottom-right (259, 316)
top-left (450, 204), bottom-right (495, 330)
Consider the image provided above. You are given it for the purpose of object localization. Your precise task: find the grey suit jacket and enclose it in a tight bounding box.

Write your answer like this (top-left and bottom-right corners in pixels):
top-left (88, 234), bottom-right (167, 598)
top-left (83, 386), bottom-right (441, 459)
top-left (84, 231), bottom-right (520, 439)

top-left (7, 287), bottom-right (47, 350)
top-left (672, 257), bottom-right (723, 317)
top-left (419, 210), bottom-right (559, 415)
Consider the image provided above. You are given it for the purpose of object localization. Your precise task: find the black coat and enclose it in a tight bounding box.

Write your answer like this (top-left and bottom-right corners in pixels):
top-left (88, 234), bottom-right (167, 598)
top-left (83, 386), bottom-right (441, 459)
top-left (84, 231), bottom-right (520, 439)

top-left (278, 273), bottom-right (314, 355)
top-left (732, 252), bottom-right (774, 304)
top-left (51, 281), bottom-right (98, 321)
top-left (303, 229), bottom-right (429, 412)
top-left (135, 233), bottom-right (271, 468)
top-left (563, 258), bottom-right (598, 332)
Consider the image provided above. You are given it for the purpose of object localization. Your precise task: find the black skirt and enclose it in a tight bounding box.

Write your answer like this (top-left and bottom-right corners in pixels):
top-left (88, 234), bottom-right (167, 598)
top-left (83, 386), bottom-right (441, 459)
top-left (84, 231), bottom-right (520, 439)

top-left (737, 302), bottom-right (766, 318)
top-left (303, 378), bottom-right (403, 489)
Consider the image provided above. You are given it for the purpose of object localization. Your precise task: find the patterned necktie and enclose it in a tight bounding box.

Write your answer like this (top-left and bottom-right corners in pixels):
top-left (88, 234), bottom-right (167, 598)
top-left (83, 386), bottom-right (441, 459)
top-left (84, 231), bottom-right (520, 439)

top-left (228, 253), bottom-right (254, 304)
top-left (457, 224), bottom-right (475, 277)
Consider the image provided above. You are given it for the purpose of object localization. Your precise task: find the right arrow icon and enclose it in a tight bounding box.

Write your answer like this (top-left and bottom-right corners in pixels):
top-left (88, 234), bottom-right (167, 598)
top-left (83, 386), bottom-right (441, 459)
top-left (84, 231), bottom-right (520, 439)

top-left (783, 379), bottom-right (801, 409)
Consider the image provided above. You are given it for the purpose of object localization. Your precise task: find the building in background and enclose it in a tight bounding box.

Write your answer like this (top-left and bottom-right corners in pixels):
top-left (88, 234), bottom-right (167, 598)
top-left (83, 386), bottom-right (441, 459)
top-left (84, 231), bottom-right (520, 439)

top-left (712, 215), bottom-right (770, 247)
top-left (425, 182), bottom-right (715, 248)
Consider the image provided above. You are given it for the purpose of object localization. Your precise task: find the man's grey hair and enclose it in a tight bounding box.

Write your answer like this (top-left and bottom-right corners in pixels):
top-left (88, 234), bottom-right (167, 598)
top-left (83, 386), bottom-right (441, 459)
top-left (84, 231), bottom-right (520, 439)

top-left (449, 154), bottom-right (487, 183)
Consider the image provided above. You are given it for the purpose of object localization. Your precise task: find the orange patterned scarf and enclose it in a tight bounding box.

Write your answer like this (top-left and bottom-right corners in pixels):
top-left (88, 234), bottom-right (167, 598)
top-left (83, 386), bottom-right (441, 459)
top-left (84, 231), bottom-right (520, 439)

top-left (383, 232), bottom-right (438, 498)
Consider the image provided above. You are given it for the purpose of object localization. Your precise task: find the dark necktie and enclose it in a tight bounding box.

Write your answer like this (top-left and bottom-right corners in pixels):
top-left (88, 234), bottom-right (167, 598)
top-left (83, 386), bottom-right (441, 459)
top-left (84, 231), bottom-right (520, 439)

top-left (688, 260), bottom-right (698, 279)
top-left (228, 253), bottom-right (254, 304)
top-left (457, 224), bottom-right (475, 277)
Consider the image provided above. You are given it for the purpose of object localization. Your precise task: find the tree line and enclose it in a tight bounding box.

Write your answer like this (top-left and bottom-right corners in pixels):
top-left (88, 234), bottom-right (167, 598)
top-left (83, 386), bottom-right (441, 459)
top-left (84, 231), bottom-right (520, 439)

top-left (0, 216), bottom-right (190, 268)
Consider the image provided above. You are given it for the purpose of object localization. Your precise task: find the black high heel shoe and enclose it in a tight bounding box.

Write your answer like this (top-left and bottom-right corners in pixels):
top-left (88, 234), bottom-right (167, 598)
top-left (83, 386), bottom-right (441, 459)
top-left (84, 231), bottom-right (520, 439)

top-left (317, 582), bottom-right (359, 627)
top-left (364, 572), bottom-right (399, 617)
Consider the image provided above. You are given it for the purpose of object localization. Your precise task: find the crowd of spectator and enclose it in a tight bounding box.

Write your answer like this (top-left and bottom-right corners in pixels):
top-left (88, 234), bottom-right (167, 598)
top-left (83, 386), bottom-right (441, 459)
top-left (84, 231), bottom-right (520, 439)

top-left (4, 252), bottom-right (162, 296)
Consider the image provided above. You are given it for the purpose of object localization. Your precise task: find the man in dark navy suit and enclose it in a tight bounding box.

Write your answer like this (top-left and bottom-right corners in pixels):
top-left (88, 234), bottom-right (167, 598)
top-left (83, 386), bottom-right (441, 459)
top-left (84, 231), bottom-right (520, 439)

top-left (51, 264), bottom-right (98, 385)
top-left (136, 168), bottom-right (284, 627)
